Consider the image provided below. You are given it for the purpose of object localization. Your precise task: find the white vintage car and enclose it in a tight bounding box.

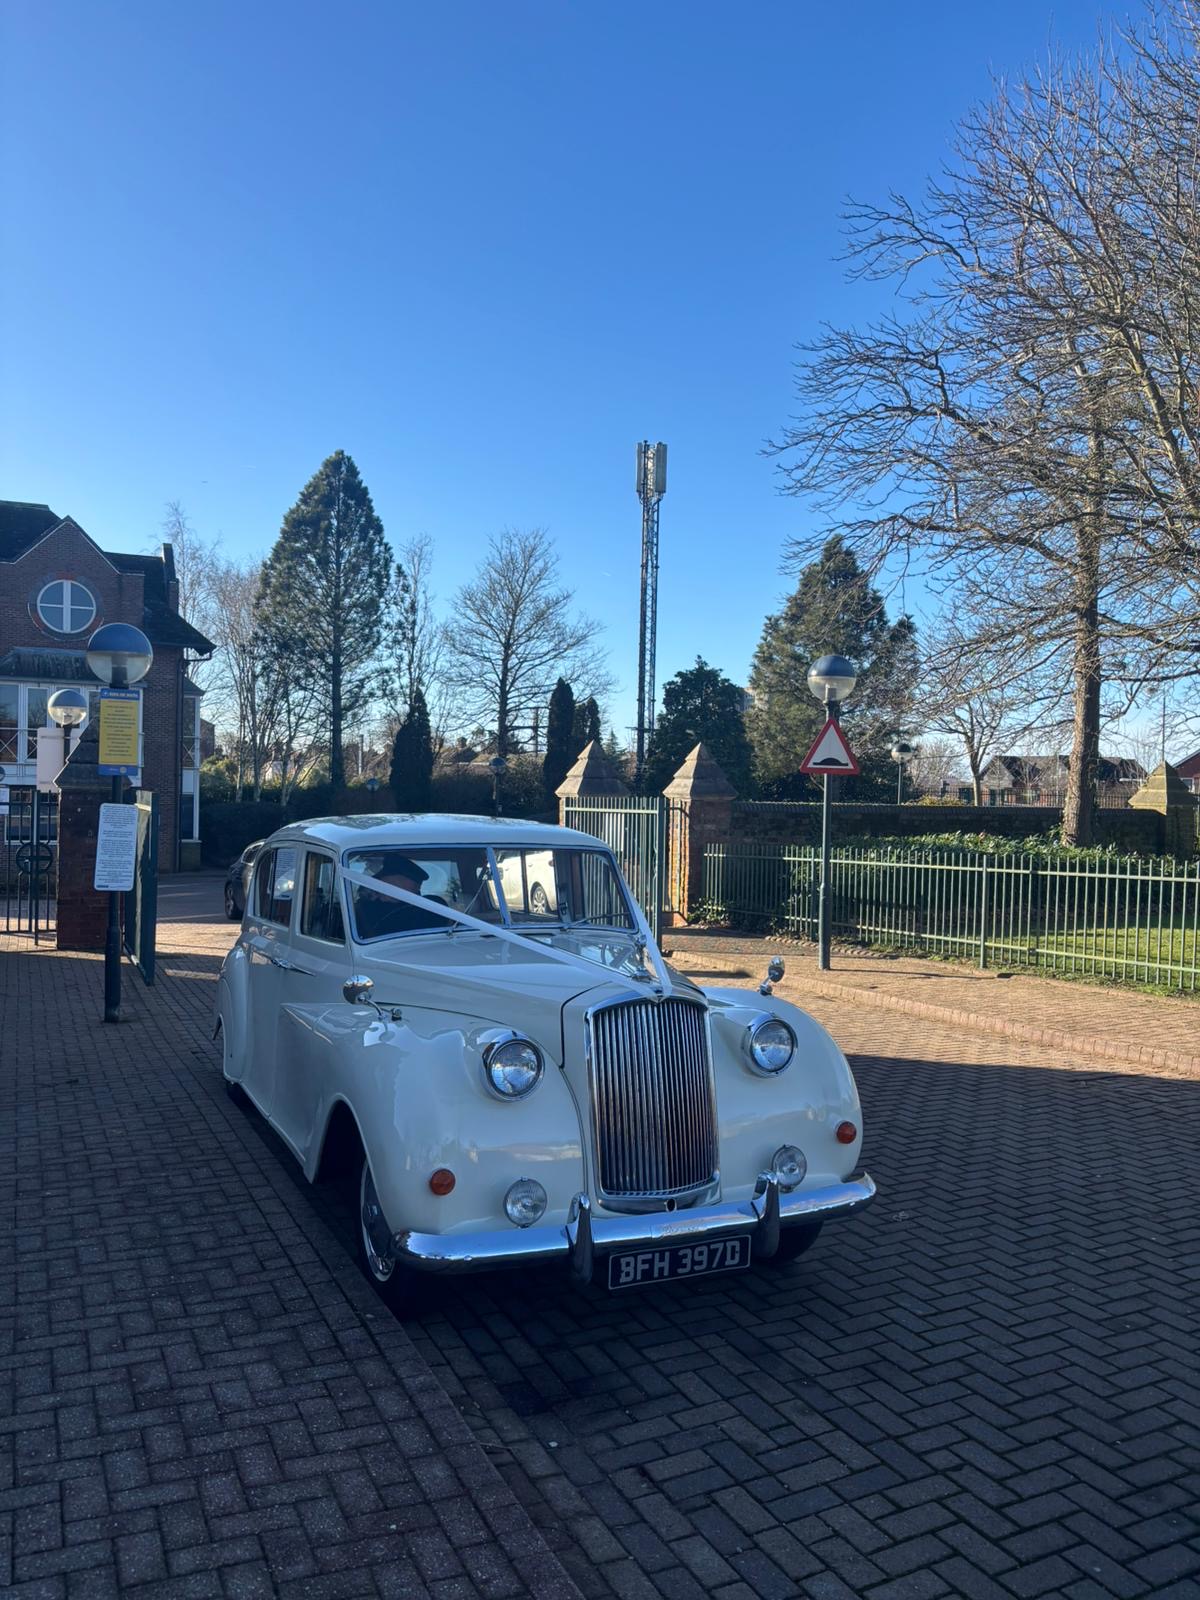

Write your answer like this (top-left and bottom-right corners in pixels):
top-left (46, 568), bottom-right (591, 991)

top-left (215, 815), bottom-right (874, 1309)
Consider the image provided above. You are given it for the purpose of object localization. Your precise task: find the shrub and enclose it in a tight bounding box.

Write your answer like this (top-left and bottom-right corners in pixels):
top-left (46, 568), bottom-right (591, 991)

top-left (201, 800), bottom-right (287, 864)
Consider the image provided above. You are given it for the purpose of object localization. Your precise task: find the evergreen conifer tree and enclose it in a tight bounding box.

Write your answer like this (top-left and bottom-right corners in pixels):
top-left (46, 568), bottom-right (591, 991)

top-left (572, 696), bottom-right (601, 753)
top-left (257, 451), bottom-right (392, 789)
top-left (747, 536), bottom-right (917, 798)
top-left (542, 678), bottom-right (576, 802)
top-left (389, 688), bottom-right (434, 811)
top-left (644, 658), bottom-right (754, 794)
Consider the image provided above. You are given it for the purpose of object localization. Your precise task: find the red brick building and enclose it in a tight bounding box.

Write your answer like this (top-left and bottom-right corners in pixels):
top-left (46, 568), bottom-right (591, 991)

top-left (0, 499), bottom-right (215, 869)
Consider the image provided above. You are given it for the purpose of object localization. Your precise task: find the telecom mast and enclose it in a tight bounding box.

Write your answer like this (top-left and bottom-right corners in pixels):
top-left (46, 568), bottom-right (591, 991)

top-left (635, 440), bottom-right (667, 786)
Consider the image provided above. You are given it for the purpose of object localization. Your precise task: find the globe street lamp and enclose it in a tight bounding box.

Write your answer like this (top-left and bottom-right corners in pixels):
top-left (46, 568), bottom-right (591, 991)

top-left (488, 754), bottom-right (508, 817)
top-left (891, 739), bottom-right (917, 804)
top-left (86, 623), bottom-right (154, 1023)
top-left (47, 687), bottom-right (89, 773)
top-left (808, 654), bottom-right (857, 971)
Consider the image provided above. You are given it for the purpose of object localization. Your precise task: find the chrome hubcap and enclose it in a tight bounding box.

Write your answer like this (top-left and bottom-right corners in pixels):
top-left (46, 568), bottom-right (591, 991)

top-left (360, 1163), bottom-right (394, 1281)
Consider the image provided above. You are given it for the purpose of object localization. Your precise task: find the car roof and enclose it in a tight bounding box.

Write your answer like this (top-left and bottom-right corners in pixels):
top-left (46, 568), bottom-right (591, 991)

top-left (260, 813), bottom-right (610, 852)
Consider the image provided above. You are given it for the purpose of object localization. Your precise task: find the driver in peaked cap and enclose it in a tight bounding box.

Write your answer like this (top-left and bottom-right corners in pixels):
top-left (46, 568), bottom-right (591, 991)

top-left (354, 853), bottom-right (444, 940)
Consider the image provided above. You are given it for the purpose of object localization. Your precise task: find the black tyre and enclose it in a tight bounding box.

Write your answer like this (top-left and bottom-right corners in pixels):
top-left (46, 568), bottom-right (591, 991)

top-left (761, 1222), bottom-right (823, 1266)
top-left (224, 883), bottom-right (241, 920)
top-left (358, 1158), bottom-right (422, 1315)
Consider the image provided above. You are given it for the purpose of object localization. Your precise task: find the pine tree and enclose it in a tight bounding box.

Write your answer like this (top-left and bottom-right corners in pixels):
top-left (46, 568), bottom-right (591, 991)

top-left (542, 678), bottom-right (576, 803)
top-left (389, 689), bottom-right (434, 811)
top-left (257, 451), bottom-right (392, 789)
top-left (747, 536), bottom-right (917, 799)
top-left (644, 658), bottom-right (754, 794)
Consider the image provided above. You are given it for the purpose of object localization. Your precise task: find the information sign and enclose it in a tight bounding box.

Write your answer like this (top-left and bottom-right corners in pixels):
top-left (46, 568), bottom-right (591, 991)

top-left (94, 802), bottom-right (138, 892)
top-left (98, 688), bottom-right (141, 777)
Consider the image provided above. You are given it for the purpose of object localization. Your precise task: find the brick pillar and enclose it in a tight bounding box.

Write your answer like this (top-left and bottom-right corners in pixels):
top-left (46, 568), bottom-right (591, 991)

top-left (1129, 761), bottom-right (1200, 858)
top-left (662, 744), bottom-right (736, 927)
top-left (56, 716), bottom-right (126, 952)
top-left (555, 740), bottom-right (630, 821)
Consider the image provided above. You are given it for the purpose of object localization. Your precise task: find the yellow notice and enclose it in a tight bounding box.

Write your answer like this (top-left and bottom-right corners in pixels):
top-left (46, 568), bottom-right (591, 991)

top-left (98, 689), bottom-right (140, 773)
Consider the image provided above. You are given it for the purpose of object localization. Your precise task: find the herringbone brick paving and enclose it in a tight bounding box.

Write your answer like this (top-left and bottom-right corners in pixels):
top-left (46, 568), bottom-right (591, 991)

top-left (4, 880), bottom-right (1198, 1600)
top-left (0, 912), bottom-right (583, 1600)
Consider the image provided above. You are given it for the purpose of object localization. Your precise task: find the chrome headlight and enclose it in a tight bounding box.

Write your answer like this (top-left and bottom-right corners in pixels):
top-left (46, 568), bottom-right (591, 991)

top-left (771, 1144), bottom-right (807, 1190)
top-left (504, 1178), bottom-right (548, 1227)
top-left (482, 1033), bottom-right (545, 1098)
top-left (744, 1013), bottom-right (796, 1075)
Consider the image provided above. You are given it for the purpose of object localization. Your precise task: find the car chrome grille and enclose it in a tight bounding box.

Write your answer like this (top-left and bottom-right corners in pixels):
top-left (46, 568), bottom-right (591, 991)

top-left (588, 998), bottom-right (718, 1199)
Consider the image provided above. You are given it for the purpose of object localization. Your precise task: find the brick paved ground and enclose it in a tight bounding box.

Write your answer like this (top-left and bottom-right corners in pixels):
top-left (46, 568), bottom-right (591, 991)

top-left (0, 909), bottom-right (583, 1600)
top-left (3, 881), bottom-right (1199, 1600)
top-left (665, 932), bottom-right (1200, 1080)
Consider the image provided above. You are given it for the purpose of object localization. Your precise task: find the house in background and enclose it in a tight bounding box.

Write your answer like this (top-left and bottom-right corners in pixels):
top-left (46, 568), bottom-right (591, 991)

top-left (979, 753), bottom-right (1146, 806)
top-left (0, 499), bottom-right (215, 869)
top-left (1175, 749), bottom-right (1200, 794)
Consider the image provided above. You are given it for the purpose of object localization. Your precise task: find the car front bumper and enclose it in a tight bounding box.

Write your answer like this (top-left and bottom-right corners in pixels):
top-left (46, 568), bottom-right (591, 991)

top-left (391, 1172), bottom-right (876, 1278)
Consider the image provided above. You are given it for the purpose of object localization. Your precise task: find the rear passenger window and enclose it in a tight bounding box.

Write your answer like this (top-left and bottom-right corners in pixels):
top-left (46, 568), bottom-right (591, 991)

top-left (301, 853), bottom-right (345, 943)
top-left (255, 846), bottom-right (297, 927)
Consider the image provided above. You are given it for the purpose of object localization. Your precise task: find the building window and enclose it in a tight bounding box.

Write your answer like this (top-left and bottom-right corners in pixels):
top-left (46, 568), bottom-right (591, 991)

top-left (37, 579), bottom-right (97, 634)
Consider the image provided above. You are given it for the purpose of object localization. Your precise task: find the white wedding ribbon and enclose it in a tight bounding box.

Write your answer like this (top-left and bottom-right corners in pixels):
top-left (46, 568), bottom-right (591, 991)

top-left (337, 864), bottom-right (671, 992)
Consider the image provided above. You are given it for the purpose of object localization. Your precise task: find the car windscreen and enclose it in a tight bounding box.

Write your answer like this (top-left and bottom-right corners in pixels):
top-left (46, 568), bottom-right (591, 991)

top-left (345, 848), bottom-right (500, 941)
top-left (493, 847), bottom-right (636, 930)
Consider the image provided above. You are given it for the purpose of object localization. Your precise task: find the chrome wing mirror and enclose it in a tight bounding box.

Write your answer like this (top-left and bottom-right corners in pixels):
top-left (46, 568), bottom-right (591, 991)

top-left (343, 975), bottom-right (375, 1007)
top-left (759, 956), bottom-right (785, 996)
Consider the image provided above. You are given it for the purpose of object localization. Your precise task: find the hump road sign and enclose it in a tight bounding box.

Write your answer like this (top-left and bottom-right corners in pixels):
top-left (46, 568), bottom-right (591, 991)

top-left (800, 717), bottom-right (860, 776)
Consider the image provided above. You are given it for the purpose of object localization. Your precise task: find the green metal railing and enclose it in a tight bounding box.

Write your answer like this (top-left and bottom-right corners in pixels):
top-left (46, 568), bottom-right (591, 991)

top-left (562, 794), bottom-right (668, 940)
top-left (703, 842), bottom-right (1200, 991)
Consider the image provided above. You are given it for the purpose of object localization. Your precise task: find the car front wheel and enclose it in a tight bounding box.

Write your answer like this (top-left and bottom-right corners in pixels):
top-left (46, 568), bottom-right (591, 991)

top-left (358, 1159), bottom-right (421, 1314)
top-left (224, 884), bottom-right (240, 920)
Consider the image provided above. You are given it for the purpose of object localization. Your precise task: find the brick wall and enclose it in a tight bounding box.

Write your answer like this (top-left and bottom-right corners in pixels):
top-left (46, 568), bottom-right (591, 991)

top-left (2, 521), bottom-right (181, 869)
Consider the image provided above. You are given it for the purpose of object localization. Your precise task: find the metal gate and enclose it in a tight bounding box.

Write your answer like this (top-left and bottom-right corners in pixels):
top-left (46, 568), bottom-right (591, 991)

top-left (122, 790), bottom-right (159, 984)
top-left (3, 786), bottom-right (58, 939)
top-left (561, 794), bottom-right (684, 941)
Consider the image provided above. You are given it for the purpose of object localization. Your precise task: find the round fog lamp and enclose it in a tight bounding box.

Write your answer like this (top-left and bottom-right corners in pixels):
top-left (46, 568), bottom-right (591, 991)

top-left (504, 1178), bottom-right (548, 1229)
top-left (771, 1144), bottom-right (807, 1191)
top-left (484, 1036), bottom-right (544, 1098)
top-left (746, 1015), bottom-right (797, 1075)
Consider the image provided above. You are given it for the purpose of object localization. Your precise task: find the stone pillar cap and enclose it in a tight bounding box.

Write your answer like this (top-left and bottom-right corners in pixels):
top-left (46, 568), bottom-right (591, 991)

top-left (555, 740), bottom-right (630, 798)
top-left (1129, 761), bottom-right (1198, 811)
top-left (663, 743), bottom-right (736, 799)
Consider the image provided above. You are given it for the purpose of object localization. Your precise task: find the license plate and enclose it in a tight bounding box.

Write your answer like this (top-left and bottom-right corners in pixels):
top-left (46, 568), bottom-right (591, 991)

top-left (606, 1236), bottom-right (750, 1290)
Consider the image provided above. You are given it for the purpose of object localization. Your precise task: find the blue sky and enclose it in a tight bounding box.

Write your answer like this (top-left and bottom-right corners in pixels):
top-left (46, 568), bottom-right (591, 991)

top-left (2, 0), bottom-right (1112, 741)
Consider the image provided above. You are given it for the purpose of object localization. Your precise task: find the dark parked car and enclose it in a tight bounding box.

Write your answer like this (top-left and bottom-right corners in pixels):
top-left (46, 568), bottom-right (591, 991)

top-left (224, 840), bottom-right (264, 920)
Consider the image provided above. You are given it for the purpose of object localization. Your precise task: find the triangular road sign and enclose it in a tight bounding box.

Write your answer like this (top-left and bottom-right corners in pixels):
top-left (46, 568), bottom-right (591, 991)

top-left (800, 716), bottom-right (860, 776)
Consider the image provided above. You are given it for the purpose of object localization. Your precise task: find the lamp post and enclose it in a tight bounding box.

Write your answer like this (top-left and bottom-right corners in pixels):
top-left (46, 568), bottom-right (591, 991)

top-left (86, 624), bottom-right (153, 1023)
top-left (47, 688), bottom-right (89, 775)
top-left (890, 739), bottom-right (917, 804)
top-left (488, 754), bottom-right (507, 817)
top-left (806, 654), bottom-right (857, 972)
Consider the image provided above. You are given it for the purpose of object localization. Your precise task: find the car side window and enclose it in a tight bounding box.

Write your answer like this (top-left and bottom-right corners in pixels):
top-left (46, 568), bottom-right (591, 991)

top-left (254, 850), bottom-right (276, 920)
top-left (267, 847), bottom-right (297, 927)
top-left (300, 852), bottom-right (345, 943)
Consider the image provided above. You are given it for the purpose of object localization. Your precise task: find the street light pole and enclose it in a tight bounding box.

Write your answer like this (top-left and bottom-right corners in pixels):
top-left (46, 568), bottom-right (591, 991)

top-left (806, 654), bottom-right (858, 973)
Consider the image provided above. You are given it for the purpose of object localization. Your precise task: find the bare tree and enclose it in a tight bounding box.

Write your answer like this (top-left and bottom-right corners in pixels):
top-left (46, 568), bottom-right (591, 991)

top-left (771, 18), bottom-right (1200, 844)
top-left (380, 534), bottom-right (455, 748)
top-left (159, 501), bottom-right (221, 691)
top-left (915, 622), bottom-right (1072, 804)
top-left (442, 529), bottom-right (611, 757)
top-left (907, 738), bottom-right (967, 797)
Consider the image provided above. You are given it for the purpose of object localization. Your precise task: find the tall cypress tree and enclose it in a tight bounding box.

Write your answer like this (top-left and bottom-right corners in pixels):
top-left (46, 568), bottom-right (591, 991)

top-left (257, 451), bottom-right (392, 788)
top-left (571, 695), bottom-right (601, 753)
top-left (542, 678), bottom-right (576, 802)
top-left (390, 688), bottom-right (434, 811)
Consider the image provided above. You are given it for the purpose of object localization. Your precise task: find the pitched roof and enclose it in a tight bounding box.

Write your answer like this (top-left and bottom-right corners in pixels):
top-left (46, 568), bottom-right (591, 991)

top-left (0, 499), bottom-right (215, 655)
top-left (0, 501), bottom-right (61, 560)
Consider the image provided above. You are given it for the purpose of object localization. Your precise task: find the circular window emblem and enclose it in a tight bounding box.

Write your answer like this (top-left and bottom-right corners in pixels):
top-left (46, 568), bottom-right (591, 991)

top-left (37, 580), bottom-right (97, 634)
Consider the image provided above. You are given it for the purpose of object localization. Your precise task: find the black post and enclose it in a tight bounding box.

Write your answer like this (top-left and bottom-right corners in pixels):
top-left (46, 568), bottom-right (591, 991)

top-left (896, 761), bottom-right (903, 805)
top-left (103, 773), bottom-right (122, 1023)
top-left (817, 703), bottom-right (839, 971)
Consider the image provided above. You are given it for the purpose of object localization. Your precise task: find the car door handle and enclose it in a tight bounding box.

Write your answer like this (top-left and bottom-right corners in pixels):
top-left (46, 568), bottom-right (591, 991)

top-left (266, 952), bottom-right (313, 975)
